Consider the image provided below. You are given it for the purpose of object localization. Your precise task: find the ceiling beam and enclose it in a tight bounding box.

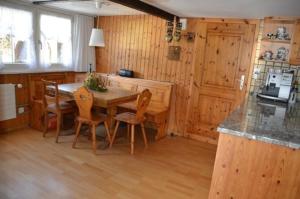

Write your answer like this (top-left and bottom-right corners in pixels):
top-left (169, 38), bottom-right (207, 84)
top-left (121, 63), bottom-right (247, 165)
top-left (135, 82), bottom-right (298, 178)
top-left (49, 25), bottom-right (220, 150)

top-left (108, 0), bottom-right (178, 21)
top-left (32, 0), bottom-right (179, 21)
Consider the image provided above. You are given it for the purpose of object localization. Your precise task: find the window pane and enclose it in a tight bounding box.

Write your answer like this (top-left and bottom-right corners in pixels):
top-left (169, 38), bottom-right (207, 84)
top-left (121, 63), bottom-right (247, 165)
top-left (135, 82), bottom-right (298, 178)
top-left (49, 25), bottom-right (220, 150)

top-left (0, 6), bottom-right (33, 64)
top-left (40, 14), bottom-right (72, 67)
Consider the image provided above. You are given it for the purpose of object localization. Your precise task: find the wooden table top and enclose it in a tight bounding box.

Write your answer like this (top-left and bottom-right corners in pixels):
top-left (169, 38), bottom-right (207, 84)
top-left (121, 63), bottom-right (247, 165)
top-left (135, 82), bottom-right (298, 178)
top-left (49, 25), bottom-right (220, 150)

top-left (50, 83), bottom-right (139, 108)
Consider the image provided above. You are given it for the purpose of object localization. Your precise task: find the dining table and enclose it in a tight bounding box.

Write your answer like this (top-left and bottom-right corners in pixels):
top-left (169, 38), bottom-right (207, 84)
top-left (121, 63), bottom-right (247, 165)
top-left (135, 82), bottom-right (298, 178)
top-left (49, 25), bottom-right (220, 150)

top-left (48, 83), bottom-right (139, 131)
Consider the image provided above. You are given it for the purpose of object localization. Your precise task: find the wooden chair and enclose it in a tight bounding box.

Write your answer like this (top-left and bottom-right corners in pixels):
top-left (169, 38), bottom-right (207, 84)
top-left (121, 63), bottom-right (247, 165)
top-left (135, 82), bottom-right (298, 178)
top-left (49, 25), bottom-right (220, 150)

top-left (72, 87), bottom-right (111, 154)
top-left (110, 89), bottom-right (152, 154)
top-left (42, 79), bottom-right (75, 143)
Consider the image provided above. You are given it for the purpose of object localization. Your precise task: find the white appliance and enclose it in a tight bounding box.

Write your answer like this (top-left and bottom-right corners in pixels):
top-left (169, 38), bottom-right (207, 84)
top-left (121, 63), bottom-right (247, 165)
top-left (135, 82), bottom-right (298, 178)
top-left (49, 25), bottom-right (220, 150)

top-left (258, 71), bottom-right (294, 102)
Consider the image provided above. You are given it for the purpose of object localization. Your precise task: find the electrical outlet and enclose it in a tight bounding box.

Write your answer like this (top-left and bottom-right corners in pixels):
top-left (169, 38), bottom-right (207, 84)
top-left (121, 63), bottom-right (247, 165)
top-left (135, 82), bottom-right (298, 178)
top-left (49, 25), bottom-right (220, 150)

top-left (18, 107), bottom-right (25, 114)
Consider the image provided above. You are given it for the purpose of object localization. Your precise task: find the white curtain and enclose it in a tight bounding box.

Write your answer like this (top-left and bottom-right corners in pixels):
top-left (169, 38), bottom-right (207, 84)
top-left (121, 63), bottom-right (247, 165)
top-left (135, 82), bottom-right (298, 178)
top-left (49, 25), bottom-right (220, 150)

top-left (73, 14), bottom-right (95, 72)
top-left (40, 14), bottom-right (72, 68)
top-left (0, 6), bottom-right (35, 68)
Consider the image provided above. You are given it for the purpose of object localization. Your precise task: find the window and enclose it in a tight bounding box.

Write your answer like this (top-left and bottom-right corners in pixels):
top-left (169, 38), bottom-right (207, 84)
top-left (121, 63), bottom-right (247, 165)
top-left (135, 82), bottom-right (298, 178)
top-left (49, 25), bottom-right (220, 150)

top-left (0, 6), bottom-right (34, 65)
top-left (40, 14), bottom-right (72, 67)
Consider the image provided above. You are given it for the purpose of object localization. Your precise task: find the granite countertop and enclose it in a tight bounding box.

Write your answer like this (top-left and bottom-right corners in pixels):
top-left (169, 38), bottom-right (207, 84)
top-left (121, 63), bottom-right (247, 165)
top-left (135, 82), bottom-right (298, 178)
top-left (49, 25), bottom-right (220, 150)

top-left (218, 95), bottom-right (300, 149)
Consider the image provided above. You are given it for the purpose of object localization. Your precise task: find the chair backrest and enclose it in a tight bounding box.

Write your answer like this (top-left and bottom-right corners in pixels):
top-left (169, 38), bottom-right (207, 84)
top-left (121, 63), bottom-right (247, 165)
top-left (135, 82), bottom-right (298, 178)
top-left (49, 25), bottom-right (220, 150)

top-left (136, 89), bottom-right (152, 121)
top-left (42, 79), bottom-right (59, 108)
top-left (73, 87), bottom-right (93, 120)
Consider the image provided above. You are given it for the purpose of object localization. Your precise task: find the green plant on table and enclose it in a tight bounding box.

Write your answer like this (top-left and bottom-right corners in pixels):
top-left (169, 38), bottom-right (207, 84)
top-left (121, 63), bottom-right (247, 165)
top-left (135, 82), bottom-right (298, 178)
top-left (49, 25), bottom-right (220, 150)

top-left (83, 72), bottom-right (108, 92)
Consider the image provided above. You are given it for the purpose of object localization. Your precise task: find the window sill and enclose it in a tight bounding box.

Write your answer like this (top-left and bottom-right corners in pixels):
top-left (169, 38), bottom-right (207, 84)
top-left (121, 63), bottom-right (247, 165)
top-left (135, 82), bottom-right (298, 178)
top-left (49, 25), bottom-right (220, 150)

top-left (0, 66), bottom-right (74, 75)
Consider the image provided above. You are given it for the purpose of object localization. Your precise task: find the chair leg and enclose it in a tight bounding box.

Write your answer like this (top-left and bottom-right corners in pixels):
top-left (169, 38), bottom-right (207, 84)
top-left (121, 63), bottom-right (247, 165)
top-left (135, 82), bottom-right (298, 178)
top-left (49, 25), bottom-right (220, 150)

top-left (141, 123), bottom-right (148, 148)
top-left (72, 121), bottom-right (82, 148)
top-left (131, 125), bottom-right (135, 155)
top-left (55, 112), bottom-right (62, 143)
top-left (110, 121), bottom-right (120, 148)
top-left (92, 125), bottom-right (97, 154)
top-left (43, 111), bottom-right (48, 137)
top-left (127, 124), bottom-right (130, 139)
top-left (104, 121), bottom-right (112, 145)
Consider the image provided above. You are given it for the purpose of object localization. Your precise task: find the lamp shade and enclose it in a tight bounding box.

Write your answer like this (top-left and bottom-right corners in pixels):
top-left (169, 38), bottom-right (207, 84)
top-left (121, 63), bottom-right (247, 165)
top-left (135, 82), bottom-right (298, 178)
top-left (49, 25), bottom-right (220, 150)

top-left (89, 28), bottom-right (105, 47)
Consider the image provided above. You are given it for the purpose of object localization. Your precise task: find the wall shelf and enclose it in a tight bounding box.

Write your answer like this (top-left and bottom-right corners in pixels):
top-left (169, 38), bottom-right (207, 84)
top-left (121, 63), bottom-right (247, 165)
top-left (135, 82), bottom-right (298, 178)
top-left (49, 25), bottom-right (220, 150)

top-left (261, 38), bottom-right (291, 44)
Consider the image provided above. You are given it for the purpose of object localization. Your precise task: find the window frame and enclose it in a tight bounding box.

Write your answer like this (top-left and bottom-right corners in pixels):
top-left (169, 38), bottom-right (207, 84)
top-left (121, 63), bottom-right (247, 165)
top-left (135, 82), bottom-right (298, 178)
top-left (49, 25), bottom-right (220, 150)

top-left (0, 3), bottom-right (35, 69)
top-left (0, 1), bottom-right (74, 72)
top-left (37, 10), bottom-right (73, 69)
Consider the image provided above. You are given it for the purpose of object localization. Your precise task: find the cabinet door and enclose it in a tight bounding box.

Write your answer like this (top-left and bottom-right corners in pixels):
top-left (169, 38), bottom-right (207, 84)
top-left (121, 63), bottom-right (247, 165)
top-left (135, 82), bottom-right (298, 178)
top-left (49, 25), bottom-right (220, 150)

top-left (290, 20), bottom-right (300, 65)
top-left (186, 22), bottom-right (257, 141)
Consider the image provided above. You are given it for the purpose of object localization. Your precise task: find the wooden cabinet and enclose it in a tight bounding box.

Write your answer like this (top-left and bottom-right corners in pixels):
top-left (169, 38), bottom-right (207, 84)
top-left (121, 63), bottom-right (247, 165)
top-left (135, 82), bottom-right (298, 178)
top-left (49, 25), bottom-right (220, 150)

top-left (186, 21), bottom-right (258, 143)
top-left (290, 20), bottom-right (300, 65)
top-left (209, 133), bottom-right (300, 199)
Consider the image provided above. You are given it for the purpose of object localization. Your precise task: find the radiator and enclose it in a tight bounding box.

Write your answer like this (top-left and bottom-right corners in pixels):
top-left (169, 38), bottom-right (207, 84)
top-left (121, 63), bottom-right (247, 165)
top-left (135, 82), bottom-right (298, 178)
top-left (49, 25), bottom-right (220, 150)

top-left (0, 84), bottom-right (17, 121)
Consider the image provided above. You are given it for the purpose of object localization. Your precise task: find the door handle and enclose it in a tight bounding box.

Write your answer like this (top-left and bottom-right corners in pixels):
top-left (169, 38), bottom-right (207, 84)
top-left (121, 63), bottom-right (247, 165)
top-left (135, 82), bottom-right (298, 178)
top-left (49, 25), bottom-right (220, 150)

top-left (239, 75), bottom-right (245, 90)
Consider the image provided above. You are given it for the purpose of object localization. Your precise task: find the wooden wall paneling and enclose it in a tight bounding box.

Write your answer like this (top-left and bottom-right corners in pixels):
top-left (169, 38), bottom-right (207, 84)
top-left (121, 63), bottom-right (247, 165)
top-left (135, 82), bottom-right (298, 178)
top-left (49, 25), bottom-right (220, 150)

top-left (127, 15), bottom-right (133, 71)
top-left (138, 15), bottom-right (145, 77)
top-left (153, 16), bottom-right (161, 80)
top-left (143, 15), bottom-right (151, 79)
top-left (159, 19), bottom-right (167, 81)
top-left (290, 20), bottom-right (300, 65)
top-left (185, 21), bottom-right (208, 138)
top-left (139, 15), bottom-right (146, 78)
top-left (122, 16), bottom-right (129, 71)
top-left (116, 16), bottom-right (122, 72)
top-left (135, 15), bottom-right (141, 74)
top-left (110, 16), bottom-right (116, 72)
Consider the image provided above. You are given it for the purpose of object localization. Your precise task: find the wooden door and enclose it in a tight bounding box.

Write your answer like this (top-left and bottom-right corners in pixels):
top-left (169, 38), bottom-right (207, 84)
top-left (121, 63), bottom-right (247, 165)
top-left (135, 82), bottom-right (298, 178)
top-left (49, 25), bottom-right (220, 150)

top-left (290, 20), bottom-right (300, 65)
top-left (186, 22), bottom-right (257, 142)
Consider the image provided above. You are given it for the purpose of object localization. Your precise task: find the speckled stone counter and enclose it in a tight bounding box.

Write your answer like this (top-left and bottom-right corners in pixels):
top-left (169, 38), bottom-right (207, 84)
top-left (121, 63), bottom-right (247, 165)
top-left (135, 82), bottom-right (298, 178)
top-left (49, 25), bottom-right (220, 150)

top-left (218, 95), bottom-right (300, 149)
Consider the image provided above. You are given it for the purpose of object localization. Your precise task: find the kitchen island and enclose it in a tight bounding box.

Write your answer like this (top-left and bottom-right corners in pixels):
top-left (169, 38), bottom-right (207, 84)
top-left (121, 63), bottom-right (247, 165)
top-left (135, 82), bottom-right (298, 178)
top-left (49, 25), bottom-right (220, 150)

top-left (208, 95), bottom-right (300, 199)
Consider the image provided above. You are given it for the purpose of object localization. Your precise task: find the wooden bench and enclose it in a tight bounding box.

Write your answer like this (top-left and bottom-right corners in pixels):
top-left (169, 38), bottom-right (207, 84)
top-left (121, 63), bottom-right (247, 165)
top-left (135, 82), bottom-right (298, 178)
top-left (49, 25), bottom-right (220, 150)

top-left (97, 74), bottom-right (173, 140)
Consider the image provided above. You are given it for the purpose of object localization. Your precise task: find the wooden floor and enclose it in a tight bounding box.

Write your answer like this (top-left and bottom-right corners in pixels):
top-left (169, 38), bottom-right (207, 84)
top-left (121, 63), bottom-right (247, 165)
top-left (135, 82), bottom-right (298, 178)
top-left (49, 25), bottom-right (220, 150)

top-left (0, 128), bottom-right (216, 199)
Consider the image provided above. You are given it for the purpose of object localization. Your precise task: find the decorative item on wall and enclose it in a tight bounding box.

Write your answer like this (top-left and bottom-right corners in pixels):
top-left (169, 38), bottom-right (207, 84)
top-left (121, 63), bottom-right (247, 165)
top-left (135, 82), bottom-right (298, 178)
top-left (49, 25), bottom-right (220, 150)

top-left (262, 50), bottom-right (274, 60)
top-left (173, 22), bottom-right (182, 42)
top-left (266, 26), bottom-right (291, 41)
top-left (276, 27), bottom-right (290, 40)
top-left (184, 32), bottom-right (195, 42)
top-left (275, 47), bottom-right (289, 61)
top-left (165, 21), bottom-right (174, 42)
top-left (167, 46), bottom-right (181, 61)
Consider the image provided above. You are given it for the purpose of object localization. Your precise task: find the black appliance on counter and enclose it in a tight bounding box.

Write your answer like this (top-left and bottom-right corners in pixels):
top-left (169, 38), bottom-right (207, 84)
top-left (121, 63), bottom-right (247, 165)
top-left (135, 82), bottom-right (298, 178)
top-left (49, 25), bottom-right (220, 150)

top-left (119, 69), bottom-right (134, 78)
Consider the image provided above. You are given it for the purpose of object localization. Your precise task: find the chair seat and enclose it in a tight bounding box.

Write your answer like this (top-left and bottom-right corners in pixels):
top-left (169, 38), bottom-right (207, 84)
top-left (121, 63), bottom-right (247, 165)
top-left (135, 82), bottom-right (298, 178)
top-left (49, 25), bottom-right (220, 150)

top-left (114, 112), bottom-right (145, 125)
top-left (47, 101), bottom-right (74, 113)
top-left (76, 113), bottom-right (107, 125)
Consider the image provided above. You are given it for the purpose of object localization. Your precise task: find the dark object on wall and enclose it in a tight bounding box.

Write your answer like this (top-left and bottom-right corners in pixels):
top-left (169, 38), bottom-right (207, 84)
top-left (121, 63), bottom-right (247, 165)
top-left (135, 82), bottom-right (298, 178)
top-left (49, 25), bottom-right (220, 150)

top-left (119, 69), bottom-right (134, 78)
top-left (168, 46), bottom-right (181, 61)
top-left (32, 0), bottom-right (179, 21)
top-left (173, 22), bottom-right (182, 42)
top-left (184, 32), bottom-right (196, 42)
top-left (165, 21), bottom-right (174, 43)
